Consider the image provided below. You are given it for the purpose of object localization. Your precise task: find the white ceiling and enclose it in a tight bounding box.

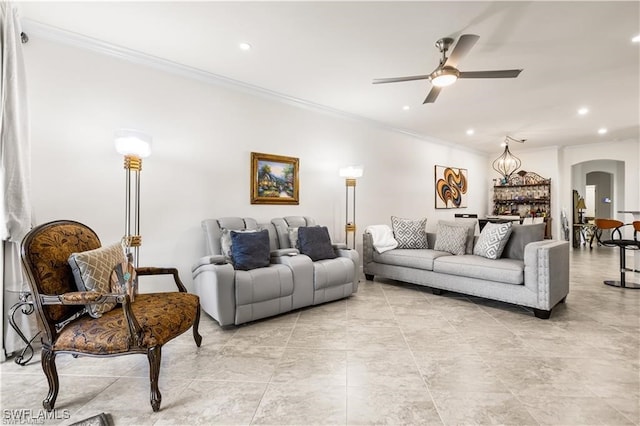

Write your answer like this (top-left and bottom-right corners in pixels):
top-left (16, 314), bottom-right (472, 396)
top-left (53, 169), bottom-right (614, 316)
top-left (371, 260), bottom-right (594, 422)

top-left (18, 1), bottom-right (640, 154)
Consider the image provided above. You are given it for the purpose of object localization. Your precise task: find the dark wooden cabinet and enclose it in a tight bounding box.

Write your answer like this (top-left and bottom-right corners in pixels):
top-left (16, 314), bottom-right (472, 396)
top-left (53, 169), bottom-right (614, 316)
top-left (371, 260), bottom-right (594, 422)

top-left (492, 171), bottom-right (552, 238)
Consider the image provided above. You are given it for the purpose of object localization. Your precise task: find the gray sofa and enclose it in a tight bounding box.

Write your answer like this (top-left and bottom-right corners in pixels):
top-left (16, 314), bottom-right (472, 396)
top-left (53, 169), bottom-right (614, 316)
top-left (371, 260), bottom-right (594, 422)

top-left (363, 225), bottom-right (570, 319)
top-left (192, 216), bottom-right (359, 326)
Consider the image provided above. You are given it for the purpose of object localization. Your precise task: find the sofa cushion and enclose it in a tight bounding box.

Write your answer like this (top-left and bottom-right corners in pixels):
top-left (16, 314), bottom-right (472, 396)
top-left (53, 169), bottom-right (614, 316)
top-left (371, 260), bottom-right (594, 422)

top-left (54, 293), bottom-right (199, 354)
top-left (391, 216), bottom-right (428, 249)
top-left (68, 242), bottom-right (126, 318)
top-left (433, 255), bottom-right (524, 285)
top-left (473, 222), bottom-right (513, 259)
top-left (230, 229), bottom-right (271, 270)
top-left (297, 226), bottom-right (337, 261)
top-left (235, 264), bottom-right (294, 304)
top-left (373, 248), bottom-right (451, 271)
top-left (502, 223), bottom-right (545, 260)
top-left (434, 222), bottom-right (468, 255)
top-left (313, 257), bottom-right (356, 290)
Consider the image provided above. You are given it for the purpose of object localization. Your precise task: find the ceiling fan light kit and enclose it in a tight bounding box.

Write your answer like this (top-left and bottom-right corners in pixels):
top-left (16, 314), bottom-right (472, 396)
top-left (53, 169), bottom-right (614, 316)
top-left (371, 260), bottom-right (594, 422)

top-left (373, 34), bottom-right (523, 104)
top-left (430, 66), bottom-right (459, 87)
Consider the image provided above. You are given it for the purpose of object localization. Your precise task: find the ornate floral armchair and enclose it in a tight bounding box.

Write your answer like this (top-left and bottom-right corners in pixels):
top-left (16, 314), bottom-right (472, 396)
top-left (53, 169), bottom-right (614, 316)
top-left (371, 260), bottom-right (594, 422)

top-left (21, 220), bottom-right (202, 412)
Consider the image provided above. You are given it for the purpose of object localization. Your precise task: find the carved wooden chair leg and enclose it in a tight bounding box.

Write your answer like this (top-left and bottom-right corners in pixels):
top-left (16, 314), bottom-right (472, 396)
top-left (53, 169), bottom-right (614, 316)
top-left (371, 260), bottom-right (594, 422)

top-left (148, 346), bottom-right (162, 412)
top-left (41, 347), bottom-right (59, 411)
top-left (193, 305), bottom-right (203, 347)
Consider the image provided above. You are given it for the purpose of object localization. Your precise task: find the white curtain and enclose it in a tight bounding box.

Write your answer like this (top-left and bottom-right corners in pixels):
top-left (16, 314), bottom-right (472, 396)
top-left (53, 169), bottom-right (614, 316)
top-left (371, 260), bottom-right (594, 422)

top-left (1, 1), bottom-right (35, 358)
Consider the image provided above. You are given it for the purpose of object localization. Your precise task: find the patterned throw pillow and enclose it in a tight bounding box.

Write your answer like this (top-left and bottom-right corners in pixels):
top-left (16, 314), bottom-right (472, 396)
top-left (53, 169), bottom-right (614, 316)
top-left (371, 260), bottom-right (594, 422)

top-left (68, 242), bottom-right (126, 318)
top-left (391, 216), bottom-right (428, 249)
top-left (442, 219), bottom-right (477, 254)
top-left (433, 222), bottom-right (468, 255)
top-left (111, 261), bottom-right (138, 302)
top-left (473, 222), bottom-right (513, 259)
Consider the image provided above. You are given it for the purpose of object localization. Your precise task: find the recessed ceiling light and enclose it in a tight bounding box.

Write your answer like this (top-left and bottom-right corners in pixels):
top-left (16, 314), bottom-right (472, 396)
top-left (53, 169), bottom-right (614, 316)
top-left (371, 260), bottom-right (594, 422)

top-left (466, 129), bottom-right (474, 135)
top-left (402, 105), bottom-right (410, 111)
top-left (578, 107), bottom-right (589, 115)
top-left (632, 34), bottom-right (640, 43)
top-left (598, 128), bottom-right (608, 135)
top-left (239, 42), bottom-right (252, 51)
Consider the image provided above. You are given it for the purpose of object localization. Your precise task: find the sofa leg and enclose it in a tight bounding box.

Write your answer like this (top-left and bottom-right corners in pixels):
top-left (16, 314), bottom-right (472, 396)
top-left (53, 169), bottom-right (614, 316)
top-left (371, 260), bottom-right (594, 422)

top-left (364, 274), bottom-right (374, 281)
top-left (431, 288), bottom-right (445, 295)
top-left (533, 308), bottom-right (551, 319)
top-left (559, 296), bottom-right (567, 304)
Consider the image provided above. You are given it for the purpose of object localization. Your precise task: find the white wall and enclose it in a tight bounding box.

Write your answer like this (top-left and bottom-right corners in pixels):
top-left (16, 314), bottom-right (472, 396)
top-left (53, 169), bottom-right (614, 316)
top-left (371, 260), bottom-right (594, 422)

top-left (24, 37), bottom-right (489, 290)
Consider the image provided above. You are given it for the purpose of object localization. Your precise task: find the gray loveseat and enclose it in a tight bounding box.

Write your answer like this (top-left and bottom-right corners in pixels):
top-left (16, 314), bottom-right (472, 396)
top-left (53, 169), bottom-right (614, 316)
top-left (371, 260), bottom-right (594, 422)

top-left (363, 223), bottom-right (570, 319)
top-left (192, 216), bottom-right (359, 326)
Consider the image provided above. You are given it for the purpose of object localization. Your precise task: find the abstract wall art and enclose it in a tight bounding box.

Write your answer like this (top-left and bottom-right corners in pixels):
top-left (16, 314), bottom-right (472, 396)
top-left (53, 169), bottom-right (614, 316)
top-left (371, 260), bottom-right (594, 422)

top-left (434, 165), bottom-right (468, 209)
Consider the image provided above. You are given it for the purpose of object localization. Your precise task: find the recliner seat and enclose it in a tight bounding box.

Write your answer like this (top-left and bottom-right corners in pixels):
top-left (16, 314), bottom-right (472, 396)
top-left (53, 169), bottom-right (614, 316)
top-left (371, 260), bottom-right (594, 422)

top-left (192, 216), bottom-right (359, 326)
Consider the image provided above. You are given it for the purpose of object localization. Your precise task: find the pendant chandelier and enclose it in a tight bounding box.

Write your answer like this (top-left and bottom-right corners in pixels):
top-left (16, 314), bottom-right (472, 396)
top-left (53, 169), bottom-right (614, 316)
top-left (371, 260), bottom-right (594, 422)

top-left (492, 136), bottom-right (525, 181)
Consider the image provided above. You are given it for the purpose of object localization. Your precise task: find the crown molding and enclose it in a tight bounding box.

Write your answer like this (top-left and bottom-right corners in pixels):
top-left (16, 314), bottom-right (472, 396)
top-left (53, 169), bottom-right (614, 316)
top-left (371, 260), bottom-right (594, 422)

top-left (21, 19), bottom-right (483, 154)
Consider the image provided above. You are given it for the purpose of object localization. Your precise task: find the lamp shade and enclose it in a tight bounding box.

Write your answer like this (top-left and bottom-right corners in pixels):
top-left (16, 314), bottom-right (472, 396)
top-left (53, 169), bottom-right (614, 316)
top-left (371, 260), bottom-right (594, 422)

top-left (576, 197), bottom-right (587, 210)
top-left (114, 129), bottom-right (152, 158)
top-left (339, 165), bottom-right (364, 179)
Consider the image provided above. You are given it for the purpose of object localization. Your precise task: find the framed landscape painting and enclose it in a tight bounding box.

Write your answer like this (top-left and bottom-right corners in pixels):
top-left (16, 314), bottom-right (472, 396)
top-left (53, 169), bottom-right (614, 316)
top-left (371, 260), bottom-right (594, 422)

top-left (434, 165), bottom-right (468, 209)
top-left (251, 152), bottom-right (299, 205)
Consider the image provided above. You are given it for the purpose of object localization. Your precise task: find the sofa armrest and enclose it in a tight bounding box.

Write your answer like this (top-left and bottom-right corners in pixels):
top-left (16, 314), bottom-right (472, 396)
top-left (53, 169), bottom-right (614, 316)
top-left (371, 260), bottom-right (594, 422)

top-left (136, 266), bottom-right (188, 293)
top-left (523, 240), bottom-right (570, 310)
top-left (270, 248), bottom-right (300, 258)
top-left (332, 242), bottom-right (347, 250)
top-left (335, 247), bottom-right (360, 291)
top-left (191, 255), bottom-right (228, 273)
top-left (191, 261), bottom-right (236, 326)
top-left (363, 232), bottom-right (375, 267)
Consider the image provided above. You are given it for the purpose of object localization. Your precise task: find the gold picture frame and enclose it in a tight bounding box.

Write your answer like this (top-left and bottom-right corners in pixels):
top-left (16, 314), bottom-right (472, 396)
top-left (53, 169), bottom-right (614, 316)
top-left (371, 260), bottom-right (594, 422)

top-left (251, 152), bottom-right (299, 205)
top-left (434, 165), bottom-right (468, 209)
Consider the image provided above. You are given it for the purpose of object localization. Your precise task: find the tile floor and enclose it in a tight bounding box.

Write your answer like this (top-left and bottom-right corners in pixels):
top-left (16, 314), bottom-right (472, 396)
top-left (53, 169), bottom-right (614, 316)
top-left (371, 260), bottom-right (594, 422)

top-left (1, 246), bottom-right (639, 425)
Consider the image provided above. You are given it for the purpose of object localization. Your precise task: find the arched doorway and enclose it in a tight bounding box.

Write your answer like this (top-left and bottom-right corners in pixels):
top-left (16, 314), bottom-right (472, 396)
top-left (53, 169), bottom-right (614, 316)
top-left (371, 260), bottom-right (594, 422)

top-left (570, 159), bottom-right (625, 247)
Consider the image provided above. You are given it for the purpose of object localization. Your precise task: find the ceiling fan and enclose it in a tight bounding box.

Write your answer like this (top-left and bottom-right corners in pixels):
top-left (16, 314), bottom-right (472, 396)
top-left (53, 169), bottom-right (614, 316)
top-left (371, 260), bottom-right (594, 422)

top-left (373, 34), bottom-right (523, 104)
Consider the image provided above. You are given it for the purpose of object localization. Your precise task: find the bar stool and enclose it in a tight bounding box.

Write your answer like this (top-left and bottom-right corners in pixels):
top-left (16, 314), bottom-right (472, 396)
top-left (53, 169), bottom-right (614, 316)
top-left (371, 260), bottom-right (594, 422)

top-left (594, 219), bottom-right (640, 289)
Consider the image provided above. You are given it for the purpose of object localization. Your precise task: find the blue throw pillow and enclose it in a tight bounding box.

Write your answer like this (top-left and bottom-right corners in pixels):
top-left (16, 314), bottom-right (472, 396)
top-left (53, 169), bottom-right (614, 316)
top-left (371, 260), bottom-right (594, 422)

top-left (297, 226), bottom-right (337, 261)
top-left (230, 229), bottom-right (270, 270)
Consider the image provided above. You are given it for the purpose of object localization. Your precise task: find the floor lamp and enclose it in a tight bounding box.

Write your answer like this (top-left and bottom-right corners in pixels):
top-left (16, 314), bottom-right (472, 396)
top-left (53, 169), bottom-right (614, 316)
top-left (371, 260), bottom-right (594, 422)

top-left (114, 129), bottom-right (152, 268)
top-left (339, 165), bottom-right (364, 249)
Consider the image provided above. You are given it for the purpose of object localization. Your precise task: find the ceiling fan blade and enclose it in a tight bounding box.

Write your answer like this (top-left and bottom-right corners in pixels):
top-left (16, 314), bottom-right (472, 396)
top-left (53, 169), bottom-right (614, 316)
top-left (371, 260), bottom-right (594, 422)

top-left (423, 86), bottom-right (442, 104)
top-left (458, 69), bottom-right (523, 79)
top-left (372, 75), bottom-right (430, 84)
top-left (444, 34), bottom-right (480, 68)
